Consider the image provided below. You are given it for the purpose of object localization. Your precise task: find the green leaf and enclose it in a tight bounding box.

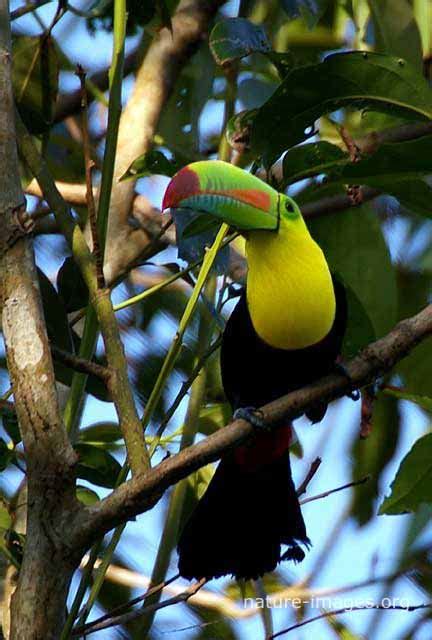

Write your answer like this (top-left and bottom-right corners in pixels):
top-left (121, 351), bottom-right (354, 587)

top-left (178, 464), bottom-right (215, 534)
top-left (0, 502), bottom-right (12, 530)
top-left (119, 149), bottom-right (177, 182)
top-left (157, 46), bottom-right (215, 157)
top-left (383, 387), bottom-right (432, 413)
top-left (333, 136), bottom-right (432, 184)
top-left (351, 394), bottom-right (401, 525)
top-left (0, 405), bottom-right (21, 445)
top-left (309, 203), bottom-right (397, 347)
top-left (38, 268), bottom-right (74, 353)
top-left (209, 18), bottom-right (271, 67)
top-left (76, 485), bottom-right (100, 506)
top-left (280, 0), bottom-right (331, 29)
top-left (197, 402), bottom-right (231, 435)
top-left (381, 179), bottom-right (432, 218)
top-left (281, 141), bottom-right (347, 187)
top-left (0, 439), bottom-right (15, 472)
top-left (57, 256), bottom-right (89, 313)
top-left (74, 443), bottom-right (122, 488)
top-left (225, 109), bottom-right (258, 153)
top-left (379, 432), bottom-right (432, 515)
top-left (395, 270), bottom-right (432, 395)
top-left (12, 35), bottom-right (59, 134)
top-left (324, 136), bottom-right (432, 217)
top-left (79, 422), bottom-right (122, 445)
top-left (252, 51), bottom-right (432, 165)
top-left (341, 281), bottom-right (376, 360)
top-left (368, 0), bottom-right (423, 69)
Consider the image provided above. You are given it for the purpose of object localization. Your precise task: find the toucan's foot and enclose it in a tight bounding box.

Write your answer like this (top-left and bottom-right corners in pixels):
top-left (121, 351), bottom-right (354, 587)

top-left (233, 406), bottom-right (267, 430)
top-left (334, 362), bottom-right (360, 401)
top-left (281, 544), bottom-right (305, 564)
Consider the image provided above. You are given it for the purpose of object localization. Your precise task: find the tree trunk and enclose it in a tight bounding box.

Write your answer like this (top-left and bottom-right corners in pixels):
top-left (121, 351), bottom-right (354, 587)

top-left (0, 1), bottom-right (85, 637)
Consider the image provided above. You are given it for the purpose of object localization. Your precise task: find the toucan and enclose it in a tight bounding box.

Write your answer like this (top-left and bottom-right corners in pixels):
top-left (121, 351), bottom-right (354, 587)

top-left (162, 160), bottom-right (347, 581)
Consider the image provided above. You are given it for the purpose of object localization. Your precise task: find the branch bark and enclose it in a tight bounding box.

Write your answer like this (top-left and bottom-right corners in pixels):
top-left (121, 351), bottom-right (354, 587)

top-left (70, 302), bottom-right (432, 550)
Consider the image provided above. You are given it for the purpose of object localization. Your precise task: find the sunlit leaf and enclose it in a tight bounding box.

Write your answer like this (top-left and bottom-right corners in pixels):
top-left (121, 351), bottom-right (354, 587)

top-left (0, 502), bottom-right (12, 530)
top-left (76, 485), bottom-right (100, 506)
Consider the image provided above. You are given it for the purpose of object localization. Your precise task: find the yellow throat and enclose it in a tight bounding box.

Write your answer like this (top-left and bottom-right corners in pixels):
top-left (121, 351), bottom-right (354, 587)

top-left (246, 214), bottom-right (336, 350)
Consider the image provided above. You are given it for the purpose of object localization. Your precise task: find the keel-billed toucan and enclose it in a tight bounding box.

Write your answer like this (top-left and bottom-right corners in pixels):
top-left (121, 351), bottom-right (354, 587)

top-left (162, 160), bottom-right (347, 581)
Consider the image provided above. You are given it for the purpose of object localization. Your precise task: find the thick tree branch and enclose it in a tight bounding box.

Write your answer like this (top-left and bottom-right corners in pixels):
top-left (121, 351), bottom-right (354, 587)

top-left (70, 303), bottom-right (432, 550)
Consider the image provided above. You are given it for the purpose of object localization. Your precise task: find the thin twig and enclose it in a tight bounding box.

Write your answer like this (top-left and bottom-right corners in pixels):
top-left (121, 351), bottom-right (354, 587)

top-left (51, 345), bottom-right (111, 382)
top-left (300, 476), bottom-right (370, 506)
top-left (72, 578), bottom-right (207, 636)
top-left (72, 573), bottom-right (180, 633)
top-left (268, 602), bottom-right (432, 639)
top-left (10, 0), bottom-right (51, 20)
top-left (76, 64), bottom-right (105, 289)
top-left (296, 457), bottom-right (322, 498)
top-left (156, 336), bottom-right (222, 438)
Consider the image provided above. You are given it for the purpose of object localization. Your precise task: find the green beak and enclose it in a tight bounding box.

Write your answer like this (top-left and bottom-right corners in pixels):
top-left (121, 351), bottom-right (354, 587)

top-left (162, 160), bottom-right (280, 231)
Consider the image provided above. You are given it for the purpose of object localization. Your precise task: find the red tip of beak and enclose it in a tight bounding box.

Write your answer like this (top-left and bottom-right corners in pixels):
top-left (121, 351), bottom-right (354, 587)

top-left (162, 166), bottom-right (201, 211)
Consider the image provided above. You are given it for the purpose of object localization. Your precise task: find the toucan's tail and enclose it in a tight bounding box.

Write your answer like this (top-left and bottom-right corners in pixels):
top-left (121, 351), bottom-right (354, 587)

top-left (177, 426), bottom-right (310, 581)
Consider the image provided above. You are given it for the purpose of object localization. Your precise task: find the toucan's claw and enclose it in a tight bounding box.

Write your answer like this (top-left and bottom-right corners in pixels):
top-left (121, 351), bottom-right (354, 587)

top-left (281, 544), bottom-right (305, 564)
top-left (334, 362), bottom-right (360, 402)
top-left (233, 406), bottom-right (267, 430)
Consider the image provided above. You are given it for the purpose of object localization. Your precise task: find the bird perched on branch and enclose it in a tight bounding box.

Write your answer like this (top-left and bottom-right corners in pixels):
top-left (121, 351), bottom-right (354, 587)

top-left (162, 160), bottom-right (347, 581)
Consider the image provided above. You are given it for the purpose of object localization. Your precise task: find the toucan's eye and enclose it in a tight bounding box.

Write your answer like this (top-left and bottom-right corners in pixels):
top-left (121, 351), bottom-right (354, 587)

top-left (285, 201), bottom-right (294, 213)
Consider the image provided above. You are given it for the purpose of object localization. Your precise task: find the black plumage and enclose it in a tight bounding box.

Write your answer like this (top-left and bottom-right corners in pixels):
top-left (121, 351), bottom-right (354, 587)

top-left (177, 278), bottom-right (347, 580)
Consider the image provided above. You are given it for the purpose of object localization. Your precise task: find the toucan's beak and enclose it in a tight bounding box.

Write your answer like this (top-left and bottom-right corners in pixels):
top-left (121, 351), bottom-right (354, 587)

top-left (162, 160), bottom-right (279, 232)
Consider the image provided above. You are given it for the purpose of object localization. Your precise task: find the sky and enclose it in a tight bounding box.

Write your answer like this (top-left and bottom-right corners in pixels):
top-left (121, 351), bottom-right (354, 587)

top-left (3, 0), bottom-right (432, 639)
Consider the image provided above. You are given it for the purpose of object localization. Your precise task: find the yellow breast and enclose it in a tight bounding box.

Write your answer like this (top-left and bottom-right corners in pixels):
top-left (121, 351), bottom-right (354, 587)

top-left (245, 215), bottom-right (336, 350)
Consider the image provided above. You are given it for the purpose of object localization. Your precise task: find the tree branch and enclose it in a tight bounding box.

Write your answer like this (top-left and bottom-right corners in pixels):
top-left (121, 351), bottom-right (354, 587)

top-left (73, 578), bottom-right (207, 636)
top-left (0, 5), bottom-right (82, 635)
top-left (51, 346), bottom-right (111, 383)
top-left (70, 302), bottom-right (432, 550)
top-left (269, 603), bottom-right (432, 639)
